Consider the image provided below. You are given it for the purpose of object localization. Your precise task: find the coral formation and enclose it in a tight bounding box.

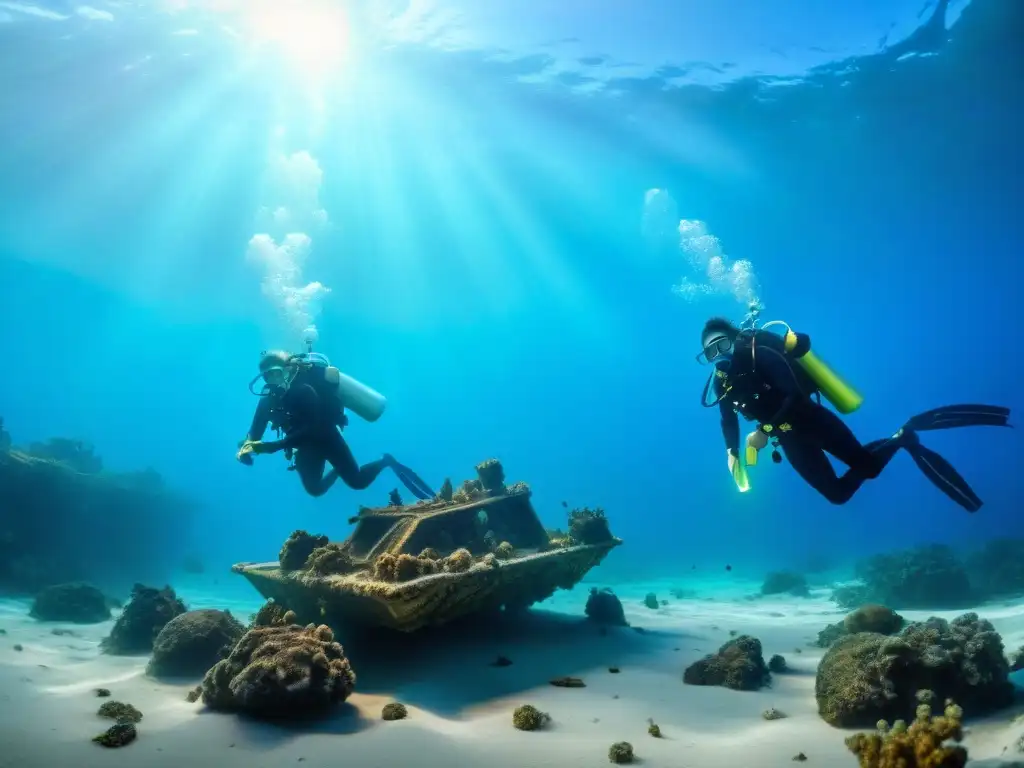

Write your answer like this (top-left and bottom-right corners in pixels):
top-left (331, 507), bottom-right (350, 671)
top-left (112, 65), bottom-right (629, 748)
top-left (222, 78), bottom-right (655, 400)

top-left (251, 599), bottom-right (295, 628)
top-left (763, 707), bottom-right (787, 720)
top-left (201, 623), bottom-right (356, 718)
top-left (761, 571), bottom-right (810, 598)
top-left (647, 719), bottom-right (661, 737)
top-left (30, 582), bottom-right (110, 623)
top-left (480, 553), bottom-right (499, 569)
top-left (92, 723), bottom-right (136, 747)
top-left (382, 702), bottom-right (408, 720)
top-left (845, 604), bottom-right (905, 635)
top-left (845, 697), bottom-right (967, 768)
top-left (512, 704), bottom-right (550, 731)
top-left (305, 544), bottom-right (356, 576)
top-left (102, 583), bottom-right (186, 654)
top-left (0, 432), bottom-right (190, 593)
top-left (494, 541), bottom-right (515, 560)
top-left (683, 636), bottom-right (771, 691)
top-left (26, 438), bottom-right (103, 473)
top-left (608, 742), bottom-right (635, 764)
top-left (98, 701), bottom-right (143, 723)
top-left (568, 507), bottom-right (613, 545)
top-left (816, 613), bottom-right (1013, 728)
top-left (437, 478), bottom-right (454, 502)
top-left (442, 548), bottom-right (473, 573)
top-left (279, 530), bottom-right (329, 571)
top-left (585, 587), bottom-right (628, 626)
top-left (373, 552), bottom-right (442, 582)
top-left (148, 609), bottom-right (246, 679)
top-left (388, 489), bottom-right (402, 507)
top-left (1010, 646), bottom-right (1024, 673)
top-left (834, 545), bottom-right (974, 610)
top-left (817, 605), bottom-right (906, 647)
top-left (965, 538), bottom-right (1024, 599)
top-left (643, 592), bottom-right (659, 609)
top-left (476, 458), bottom-right (506, 495)
top-left (452, 479), bottom-right (485, 505)
top-left (768, 654), bottom-right (788, 673)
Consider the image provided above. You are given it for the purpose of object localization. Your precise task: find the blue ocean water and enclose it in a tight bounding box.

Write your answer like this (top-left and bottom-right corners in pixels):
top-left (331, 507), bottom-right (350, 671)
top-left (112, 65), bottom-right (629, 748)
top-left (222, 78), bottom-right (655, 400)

top-left (0, 0), bottom-right (1020, 600)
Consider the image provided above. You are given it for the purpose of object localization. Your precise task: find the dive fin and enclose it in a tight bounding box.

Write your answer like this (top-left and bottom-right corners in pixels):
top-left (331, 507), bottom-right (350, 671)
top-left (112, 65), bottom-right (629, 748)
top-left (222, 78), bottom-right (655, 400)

top-left (392, 461), bottom-right (435, 501)
top-left (905, 443), bottom-right (983, 513)
top-left (905, 404), bottom-right (1011, 432)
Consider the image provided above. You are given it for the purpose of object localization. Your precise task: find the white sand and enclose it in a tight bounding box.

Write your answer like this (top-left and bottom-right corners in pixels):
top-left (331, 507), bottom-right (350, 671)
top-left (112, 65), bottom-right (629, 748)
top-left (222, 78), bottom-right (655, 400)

top-left (2, 578), bottom-right (1024, 768)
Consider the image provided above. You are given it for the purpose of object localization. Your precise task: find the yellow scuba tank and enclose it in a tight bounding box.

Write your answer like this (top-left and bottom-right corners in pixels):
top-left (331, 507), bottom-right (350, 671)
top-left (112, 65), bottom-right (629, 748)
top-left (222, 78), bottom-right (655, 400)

top-left (779, 327), bottom-right (863, 414)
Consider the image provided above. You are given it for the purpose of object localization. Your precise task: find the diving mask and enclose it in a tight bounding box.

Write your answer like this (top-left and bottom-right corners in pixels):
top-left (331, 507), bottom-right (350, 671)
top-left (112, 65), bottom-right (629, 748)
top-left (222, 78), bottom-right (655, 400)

top-left (697, 334), bottom-right (733, 365)
top-left (261, 366), bottom-right (288, 388)
top-left (248, 364), bottom-right (295, 395)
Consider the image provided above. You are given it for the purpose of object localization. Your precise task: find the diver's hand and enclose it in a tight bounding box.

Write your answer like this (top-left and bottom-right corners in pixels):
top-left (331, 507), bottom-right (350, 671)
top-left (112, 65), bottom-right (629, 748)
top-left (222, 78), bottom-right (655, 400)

top-left (236, 440), bottom-right (258, 464)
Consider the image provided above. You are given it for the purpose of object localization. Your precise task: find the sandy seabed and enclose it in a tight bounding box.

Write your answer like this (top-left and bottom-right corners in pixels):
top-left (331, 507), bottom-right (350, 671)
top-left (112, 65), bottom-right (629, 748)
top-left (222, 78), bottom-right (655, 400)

top-left (3, 576), bottom-right (1024, 768)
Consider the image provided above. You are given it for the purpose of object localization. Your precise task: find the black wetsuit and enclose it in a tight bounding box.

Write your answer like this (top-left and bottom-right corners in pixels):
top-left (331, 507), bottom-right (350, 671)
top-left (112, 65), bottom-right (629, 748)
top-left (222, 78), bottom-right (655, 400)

top-left (246, 375), bottom-right (387, 497)
top-left (713, 330), bottom-right (901, 504)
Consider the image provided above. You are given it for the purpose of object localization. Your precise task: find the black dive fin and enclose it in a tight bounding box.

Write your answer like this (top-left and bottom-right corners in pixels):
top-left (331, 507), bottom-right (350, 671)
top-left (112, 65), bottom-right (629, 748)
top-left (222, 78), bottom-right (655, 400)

top-left (906, 443), bottom-right (983, 513)
top-left (906, 404), bottom-right (1011, 432)
top-left (392, 461), bottom-right (435, 500)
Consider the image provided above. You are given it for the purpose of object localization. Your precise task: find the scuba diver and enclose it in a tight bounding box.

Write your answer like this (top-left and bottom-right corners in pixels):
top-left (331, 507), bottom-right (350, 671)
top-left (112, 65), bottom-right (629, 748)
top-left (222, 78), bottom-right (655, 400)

top-left (236, 335), bottom-right (434, 501)
top-left (698, 307), bottom-right (1011, 512)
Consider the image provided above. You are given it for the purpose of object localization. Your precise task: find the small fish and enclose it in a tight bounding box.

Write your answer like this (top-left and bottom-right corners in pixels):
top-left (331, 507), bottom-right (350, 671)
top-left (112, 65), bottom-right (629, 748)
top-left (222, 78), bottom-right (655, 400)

top-left (725, 564), bottom-right (732, 571)
top-left (561, 500), bottom-right (568, 508)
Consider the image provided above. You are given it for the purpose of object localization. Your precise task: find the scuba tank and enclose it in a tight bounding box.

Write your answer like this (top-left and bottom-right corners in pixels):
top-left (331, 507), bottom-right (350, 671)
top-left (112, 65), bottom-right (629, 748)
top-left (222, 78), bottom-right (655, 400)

top-left (296, 327), bottom-right (388, 423)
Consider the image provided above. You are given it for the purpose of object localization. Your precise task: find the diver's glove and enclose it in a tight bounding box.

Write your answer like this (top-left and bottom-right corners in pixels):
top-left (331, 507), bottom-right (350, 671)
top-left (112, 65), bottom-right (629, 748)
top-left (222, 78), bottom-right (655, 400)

top-left (744, 429), bottom-right (769, 467)
top-left (727, 449), bottom-right (750, 493)
top-left (236, 439), bottom-right (262, 465)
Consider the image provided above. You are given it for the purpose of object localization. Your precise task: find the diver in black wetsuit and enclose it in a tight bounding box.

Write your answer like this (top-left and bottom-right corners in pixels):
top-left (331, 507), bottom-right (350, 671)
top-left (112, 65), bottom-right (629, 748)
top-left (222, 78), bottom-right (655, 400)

top-left (699, 317), bottom-right (1012, 511)
top-left (236, 350), bottom-right (434, 500)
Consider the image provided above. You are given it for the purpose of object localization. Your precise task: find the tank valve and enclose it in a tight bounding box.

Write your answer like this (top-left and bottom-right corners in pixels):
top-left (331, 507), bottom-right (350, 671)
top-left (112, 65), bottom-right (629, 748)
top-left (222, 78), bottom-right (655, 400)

top-left (302, 325), bottom-right (319, 353)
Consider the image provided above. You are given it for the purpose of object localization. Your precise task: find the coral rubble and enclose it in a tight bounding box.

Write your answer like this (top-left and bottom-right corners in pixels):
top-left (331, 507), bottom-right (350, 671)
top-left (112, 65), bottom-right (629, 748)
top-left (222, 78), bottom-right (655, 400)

top-left (98, 701), bottom-right (143, 723)
top-left (92, 723), bottom-right (136, 747)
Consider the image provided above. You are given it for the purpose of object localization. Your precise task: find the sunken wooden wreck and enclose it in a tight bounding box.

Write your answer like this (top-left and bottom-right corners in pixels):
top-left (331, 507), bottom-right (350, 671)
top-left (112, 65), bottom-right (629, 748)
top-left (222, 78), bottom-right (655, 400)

top-left (232, 459), bottom-right (622, 632)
